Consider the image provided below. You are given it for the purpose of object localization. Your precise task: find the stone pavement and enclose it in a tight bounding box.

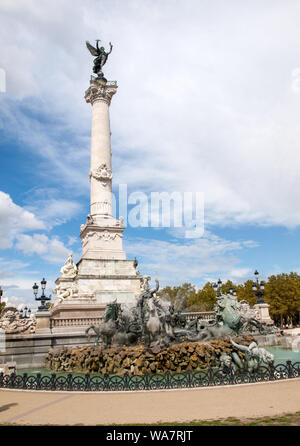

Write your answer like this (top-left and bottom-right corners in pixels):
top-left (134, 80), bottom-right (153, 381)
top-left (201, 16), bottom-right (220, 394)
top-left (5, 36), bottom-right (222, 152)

top-left (0, 378), bottom-right (300, 425)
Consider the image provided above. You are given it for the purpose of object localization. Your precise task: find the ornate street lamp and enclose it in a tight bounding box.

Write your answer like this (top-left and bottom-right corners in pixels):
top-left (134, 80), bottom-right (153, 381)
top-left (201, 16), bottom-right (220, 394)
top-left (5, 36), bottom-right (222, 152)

top-left (252, 270), bottom-right (265, 304)
top-left (228, 287), bottom-right (237, 296)
top-left (19, 306), bottom-right (31, 319)
top-left (33, 278), bottom-right (51, 311)
top-left (213, 279), bottom-right (222, 297)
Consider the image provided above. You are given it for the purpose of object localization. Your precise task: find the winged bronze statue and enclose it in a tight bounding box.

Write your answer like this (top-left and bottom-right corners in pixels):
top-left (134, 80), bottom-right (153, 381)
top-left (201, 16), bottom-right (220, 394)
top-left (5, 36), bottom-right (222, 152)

top-left (86, 40), bottom-right (113, 78)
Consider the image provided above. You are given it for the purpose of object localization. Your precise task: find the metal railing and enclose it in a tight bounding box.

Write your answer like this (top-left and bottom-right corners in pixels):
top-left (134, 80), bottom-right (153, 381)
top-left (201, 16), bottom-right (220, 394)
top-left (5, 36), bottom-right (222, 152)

top-left (0, 361), bottom-right (298, 392)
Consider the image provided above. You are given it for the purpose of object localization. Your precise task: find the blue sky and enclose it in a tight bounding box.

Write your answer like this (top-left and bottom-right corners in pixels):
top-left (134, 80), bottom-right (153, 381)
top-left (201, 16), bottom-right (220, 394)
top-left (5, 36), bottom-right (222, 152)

top-left (1, 0), bottom-right (300, 310)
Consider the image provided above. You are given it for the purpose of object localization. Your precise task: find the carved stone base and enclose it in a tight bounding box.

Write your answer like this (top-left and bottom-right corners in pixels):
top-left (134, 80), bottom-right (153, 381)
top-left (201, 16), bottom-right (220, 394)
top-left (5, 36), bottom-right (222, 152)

top-left (35, 311), bottom-right (51, 334)
top-left (51, 258), bottom-right (143, 332)
top-left (50, 303), bottom-right (106, 333)
top-left (253, 303), bottom-right (274, 325)
top-left (80, 222), bottom-right (126, 260)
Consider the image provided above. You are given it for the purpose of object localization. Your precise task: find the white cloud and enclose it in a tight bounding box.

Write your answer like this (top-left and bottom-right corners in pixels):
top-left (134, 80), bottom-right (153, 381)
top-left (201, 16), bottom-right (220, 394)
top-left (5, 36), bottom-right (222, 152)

top-left (1, 271), bottom-right (57, 311)
top-left (0, 1), bottom-right (299, 230)
top-left (0, 191), bottom-right (80, 266)
top-left (124, 231), bottom-right (257, 287)
top-left (67, 236), bottom-right (78, 246)
top-left (227, 268), bottom-right (252, 281)
top-left (15, 233), bottom-right (71, 264)
top-left (0, 191), bottom-right (45, 249)
top-left (23, 188), bottom-right (83, 227)
top-left (0, 258), bottom-right (30, 280)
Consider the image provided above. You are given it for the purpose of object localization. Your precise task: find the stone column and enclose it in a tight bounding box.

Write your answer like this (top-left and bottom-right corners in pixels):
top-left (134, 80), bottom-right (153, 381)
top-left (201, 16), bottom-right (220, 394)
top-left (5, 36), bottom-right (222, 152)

top-left (85, 77), bottom-right (117, 223)
top-left (80, 76), bottom-right (125, 260)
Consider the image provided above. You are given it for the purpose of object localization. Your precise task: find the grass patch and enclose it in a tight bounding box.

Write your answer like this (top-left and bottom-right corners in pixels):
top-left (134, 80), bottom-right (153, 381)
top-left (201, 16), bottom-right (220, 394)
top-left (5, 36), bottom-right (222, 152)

top-left (95, 411), bottom-right (300, 426)
top-left (1, 412), bottom-right (300, 426)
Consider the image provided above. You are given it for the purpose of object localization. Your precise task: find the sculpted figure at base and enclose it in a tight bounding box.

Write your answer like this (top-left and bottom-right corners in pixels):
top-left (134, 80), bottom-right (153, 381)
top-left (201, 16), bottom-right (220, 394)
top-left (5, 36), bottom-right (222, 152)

top-left (60, 253), bottom-right (77, 278)
top-left (85, 283), bottom-right (278, 352)
top-left (188, 292), bottom-right (278, 342)
top-left (51, 282), bottom-right (79, 308)
top-left (0, 307), bottom-right (36, 334)
top-left (230, 338), bottom-right (274, 372)
top-left (219, 339), bottom-right (274, 374)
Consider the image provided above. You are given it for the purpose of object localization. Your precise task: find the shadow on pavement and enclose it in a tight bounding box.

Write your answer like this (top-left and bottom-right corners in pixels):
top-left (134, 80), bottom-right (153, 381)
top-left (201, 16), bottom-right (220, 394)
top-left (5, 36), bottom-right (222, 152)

top-left (0, 403), bottom-right (18, 413)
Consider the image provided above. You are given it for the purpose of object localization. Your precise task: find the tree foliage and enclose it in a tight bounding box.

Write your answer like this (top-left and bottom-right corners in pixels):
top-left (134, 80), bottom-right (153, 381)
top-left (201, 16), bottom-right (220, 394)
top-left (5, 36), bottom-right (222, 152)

top-left (159, 272), bottom-right (300, 326)
top-left (264, 273), bottom-right (300, 325)
top-left (0, 301), bottom-right (6, 314)
top-left (187, 283), bottom-right (216, 312)
top-left (235, 280), bottom-right (258, 307)
top-left (158, 283), bottom-right (197, 312)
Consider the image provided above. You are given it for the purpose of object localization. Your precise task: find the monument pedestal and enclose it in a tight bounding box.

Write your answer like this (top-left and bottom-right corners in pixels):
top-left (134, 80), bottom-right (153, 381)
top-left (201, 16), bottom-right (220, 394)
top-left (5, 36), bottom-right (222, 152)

top-left (35, 311), bottom-right (51, 334)
top-left (253, 303), bottom-right (273, 325)
top-left (50, 75), bottom-right (145, 331)
top-left (52, 257), bottom-right (142, 305)
top-left (80, 220), bottom-right (126, 260)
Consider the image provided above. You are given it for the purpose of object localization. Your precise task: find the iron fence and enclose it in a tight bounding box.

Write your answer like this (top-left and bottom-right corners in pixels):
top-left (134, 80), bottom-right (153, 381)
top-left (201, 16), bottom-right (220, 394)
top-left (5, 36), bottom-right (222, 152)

top-left (0, 360), bottom-right (299, 392)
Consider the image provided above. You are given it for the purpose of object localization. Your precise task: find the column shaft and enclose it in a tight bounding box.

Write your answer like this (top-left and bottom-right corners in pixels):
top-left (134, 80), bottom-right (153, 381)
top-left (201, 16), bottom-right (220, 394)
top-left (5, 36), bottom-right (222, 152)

top-left (85, 78), bottom-right (117, 219)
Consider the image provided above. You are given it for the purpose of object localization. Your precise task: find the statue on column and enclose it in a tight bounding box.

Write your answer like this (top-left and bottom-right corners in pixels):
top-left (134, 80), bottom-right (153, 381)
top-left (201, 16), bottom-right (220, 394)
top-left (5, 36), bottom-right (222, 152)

top-left (86, 40), bottom-right (113, 78)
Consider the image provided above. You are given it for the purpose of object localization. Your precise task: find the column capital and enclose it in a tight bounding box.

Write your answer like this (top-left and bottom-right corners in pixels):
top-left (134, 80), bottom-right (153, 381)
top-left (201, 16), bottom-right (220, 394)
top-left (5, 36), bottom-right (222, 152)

top-left (85, 77), bottom-right (118, 106)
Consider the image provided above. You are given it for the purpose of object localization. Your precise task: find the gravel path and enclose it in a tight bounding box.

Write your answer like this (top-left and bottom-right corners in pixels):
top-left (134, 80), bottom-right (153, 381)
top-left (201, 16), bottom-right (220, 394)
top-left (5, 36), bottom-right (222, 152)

top-left (0, 378), bottom-right (300, 425)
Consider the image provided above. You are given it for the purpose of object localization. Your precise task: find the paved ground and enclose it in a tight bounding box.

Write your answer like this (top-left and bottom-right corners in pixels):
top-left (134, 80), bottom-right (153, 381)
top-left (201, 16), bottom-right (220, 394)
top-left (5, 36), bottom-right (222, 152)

top-left (0, 378), bottom-right (300, 425)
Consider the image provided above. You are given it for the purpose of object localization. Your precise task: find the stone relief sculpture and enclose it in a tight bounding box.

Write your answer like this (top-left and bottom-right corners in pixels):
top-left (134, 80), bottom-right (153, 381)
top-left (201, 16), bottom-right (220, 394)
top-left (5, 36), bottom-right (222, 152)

top-left (60, 253), bottom-right (77, 278)
top-left (51, 283), bottom-right (79, 308)
top-left (82, 230), bottom-right (122, 247)
top-left (0, 307), bottom-right (36, 334)
top-left (84, 81), bottom-right (117, 106)
top-left (86, 214), bottom-right (94, 225)
top-left (90, 163), bottom-right (113, 186)
top-left (101, 230), bottom-right (121, 242)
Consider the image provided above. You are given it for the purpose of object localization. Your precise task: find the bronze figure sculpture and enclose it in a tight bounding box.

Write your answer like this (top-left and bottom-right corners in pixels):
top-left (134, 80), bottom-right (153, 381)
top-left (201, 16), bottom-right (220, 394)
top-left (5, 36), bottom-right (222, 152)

top-left (86, 39), bottom-right (113, 79)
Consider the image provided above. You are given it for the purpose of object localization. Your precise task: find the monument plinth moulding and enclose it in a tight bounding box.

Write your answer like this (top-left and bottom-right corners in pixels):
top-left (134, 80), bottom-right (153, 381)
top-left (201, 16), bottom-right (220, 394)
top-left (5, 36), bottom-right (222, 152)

top-left (50, 41), bottom-right (143, 327)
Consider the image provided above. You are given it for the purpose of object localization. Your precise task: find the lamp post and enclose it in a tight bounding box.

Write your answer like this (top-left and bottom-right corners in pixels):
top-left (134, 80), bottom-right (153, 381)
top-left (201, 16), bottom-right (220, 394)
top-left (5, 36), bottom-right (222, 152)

top-left (252, 270), bottom-right (265, 304)
top-left (0, 286), bottom-right (3, 314)
top-left (19, 306), bottom-right (31, 319)
top-left (33, 278), bottom-right (51, 311)
top-left (213, 279), bottom-right (222, 297)
top-left (228, 287), bottom-right (237, 297)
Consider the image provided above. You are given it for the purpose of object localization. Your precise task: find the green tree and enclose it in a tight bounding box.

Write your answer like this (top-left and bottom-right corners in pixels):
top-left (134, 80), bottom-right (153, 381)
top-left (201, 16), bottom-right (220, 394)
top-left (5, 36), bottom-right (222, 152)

top-left (0, 301), bottom-right (6, 314)
top-left (187, 282), bottom-right (217, 312)
top-left (235, 280), bottom-right (257, 306)
top-left (159, 271), bottom-right (300, 325)
top-left (264, 272), bottom-right (300, 326)
top-left (158, 283), bottom-right (197, 311)
top-left (220, 280), bottom-right (235, 295)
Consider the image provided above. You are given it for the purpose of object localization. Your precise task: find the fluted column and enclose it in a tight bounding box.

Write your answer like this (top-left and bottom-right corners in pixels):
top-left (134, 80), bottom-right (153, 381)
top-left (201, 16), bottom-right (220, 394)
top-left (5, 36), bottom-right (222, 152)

top-left (85, 77), bottom-right (117, 220)
top-left (80, 76), bottom-right (125, 260)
